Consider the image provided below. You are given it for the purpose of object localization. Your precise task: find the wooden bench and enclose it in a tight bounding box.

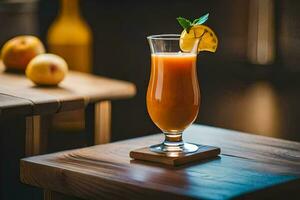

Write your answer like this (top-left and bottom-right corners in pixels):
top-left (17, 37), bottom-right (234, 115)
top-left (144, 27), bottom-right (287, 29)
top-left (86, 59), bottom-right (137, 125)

top-left (21, 124), bottom-right (300, 200)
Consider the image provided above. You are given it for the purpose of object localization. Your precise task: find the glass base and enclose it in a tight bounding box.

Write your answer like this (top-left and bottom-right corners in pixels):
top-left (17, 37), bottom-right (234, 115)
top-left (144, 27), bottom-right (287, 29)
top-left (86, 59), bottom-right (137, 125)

top-left (150, 142), bottom-right (199, 157)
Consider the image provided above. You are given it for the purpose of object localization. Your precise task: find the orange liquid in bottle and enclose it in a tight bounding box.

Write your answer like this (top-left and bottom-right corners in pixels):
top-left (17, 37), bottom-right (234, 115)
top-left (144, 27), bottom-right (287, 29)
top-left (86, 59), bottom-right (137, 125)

top-left (147, 53), bottom-right (200, 132)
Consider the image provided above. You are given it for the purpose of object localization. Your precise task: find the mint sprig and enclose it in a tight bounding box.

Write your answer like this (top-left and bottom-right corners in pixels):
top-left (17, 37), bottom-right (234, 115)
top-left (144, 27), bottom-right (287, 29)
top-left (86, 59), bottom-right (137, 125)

top-left (176, 17), bottom-right (193, 33)
top-left (177, 13), bottom-right (209, 33)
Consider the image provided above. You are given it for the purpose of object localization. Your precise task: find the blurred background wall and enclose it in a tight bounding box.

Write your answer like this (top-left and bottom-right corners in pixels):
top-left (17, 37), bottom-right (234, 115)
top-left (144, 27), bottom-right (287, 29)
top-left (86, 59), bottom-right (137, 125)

top-left (1, 0), bottom-right (300, 143)
top-left (40, 0), bottom-right (300, 143)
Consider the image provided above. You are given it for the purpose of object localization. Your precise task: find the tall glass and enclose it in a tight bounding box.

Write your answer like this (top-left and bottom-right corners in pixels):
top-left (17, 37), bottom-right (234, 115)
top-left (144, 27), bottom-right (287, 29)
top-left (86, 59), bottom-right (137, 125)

top-left (147, 34), bottom-right (200, 155)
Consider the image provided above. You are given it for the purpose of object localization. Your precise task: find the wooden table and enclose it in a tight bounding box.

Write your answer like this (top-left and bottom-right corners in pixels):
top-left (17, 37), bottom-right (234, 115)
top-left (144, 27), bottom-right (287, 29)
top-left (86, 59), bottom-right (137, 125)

top-left (0, 68), bottom-right (135, 199)
top-left (21, 125), bottom-right (300, 200)
top-left (0, 69), bottom-right (136, 151)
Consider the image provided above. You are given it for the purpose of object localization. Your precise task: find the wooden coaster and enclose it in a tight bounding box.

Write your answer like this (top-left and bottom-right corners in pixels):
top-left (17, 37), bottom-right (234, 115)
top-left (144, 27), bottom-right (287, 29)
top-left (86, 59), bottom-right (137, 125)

top-left (130, 144), bottom-right (220, 166)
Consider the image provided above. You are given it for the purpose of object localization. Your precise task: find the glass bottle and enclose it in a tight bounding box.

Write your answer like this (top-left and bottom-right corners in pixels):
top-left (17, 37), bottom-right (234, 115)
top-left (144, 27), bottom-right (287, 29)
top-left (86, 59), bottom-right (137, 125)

top-left (47, 0), bottom-right (92, 72)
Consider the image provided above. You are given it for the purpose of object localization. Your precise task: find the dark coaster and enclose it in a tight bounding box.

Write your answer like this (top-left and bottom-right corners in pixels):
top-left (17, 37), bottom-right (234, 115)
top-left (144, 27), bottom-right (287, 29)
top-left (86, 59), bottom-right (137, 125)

top-left (130, 144), bottom-right (220, 166)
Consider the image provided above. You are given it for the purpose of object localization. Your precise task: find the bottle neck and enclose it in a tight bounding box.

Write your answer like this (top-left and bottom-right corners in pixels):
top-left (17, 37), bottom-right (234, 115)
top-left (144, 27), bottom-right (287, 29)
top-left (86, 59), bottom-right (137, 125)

top-left (59, 0), bottom-right (81, 19)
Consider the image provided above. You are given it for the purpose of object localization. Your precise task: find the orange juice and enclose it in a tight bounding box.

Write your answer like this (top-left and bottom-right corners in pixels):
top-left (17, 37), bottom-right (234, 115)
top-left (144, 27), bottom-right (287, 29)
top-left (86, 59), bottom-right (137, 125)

top-left (147, 53), bottom-right (200, 132)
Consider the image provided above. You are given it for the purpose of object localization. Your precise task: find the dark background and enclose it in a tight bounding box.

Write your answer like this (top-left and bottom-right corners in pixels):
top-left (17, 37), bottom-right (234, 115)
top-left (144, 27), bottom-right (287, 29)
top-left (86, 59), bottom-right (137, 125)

top-left (0, 1), bottom-right (299, 199)
top-left (37, 0), bottom-right (300, 143)
top-left (1, 0), bottom-right (299, 143)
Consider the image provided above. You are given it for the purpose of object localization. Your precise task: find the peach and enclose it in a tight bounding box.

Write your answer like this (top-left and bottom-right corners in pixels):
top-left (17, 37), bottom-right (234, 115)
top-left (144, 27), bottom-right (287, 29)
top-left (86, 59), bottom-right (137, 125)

top-left (26, 54), bottom-right (68, 86)
top-left (1, 35), bottom-right (45, 71)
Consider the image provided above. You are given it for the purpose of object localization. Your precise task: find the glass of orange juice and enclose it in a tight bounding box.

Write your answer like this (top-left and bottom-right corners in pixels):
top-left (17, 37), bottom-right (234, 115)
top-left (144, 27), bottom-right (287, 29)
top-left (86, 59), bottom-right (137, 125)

top-left (147, 34), bottom-right (200, 155)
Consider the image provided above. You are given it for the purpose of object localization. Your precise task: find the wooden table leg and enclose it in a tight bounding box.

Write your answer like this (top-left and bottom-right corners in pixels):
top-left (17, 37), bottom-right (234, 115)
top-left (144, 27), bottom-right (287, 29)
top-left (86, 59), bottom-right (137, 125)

top-left (25, 116), bottom-right (41, 156)
top-left (94, 101), bottom-right (111, 144)
top-left (25, 115), bottom-right (50, 156)
top-left (85, 101), bottom-right (112, 146)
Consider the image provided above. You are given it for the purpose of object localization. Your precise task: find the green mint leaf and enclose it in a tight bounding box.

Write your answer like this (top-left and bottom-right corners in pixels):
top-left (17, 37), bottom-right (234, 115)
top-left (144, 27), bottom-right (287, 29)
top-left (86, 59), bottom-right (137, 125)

top-left (194, 13), bottom-right (209, 25)
top-left (192, 18), bottom-right (200, 24)
top-left (177, 17), bottom-right (192, 33)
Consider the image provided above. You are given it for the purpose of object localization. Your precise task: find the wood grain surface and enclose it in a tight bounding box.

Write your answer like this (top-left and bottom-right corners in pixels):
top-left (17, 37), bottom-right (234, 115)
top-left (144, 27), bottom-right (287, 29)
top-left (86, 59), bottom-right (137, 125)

top-left (20, 125), bottom-right (300, 200)
top-left (0, 70), bottom-right (136, 116)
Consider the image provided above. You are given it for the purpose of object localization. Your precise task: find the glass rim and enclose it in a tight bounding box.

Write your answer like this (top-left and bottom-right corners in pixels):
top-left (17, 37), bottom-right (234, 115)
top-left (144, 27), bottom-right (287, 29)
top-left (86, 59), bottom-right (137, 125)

top-left (147, 34), bottom-right (181, 40)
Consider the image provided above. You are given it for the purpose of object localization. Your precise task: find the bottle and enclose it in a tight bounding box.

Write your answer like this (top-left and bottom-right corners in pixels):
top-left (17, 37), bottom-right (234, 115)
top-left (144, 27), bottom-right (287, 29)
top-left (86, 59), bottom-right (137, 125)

top-left (47, 0), bottom-right (92, 131)
top-left (47, 0), bottom-right (92, 72)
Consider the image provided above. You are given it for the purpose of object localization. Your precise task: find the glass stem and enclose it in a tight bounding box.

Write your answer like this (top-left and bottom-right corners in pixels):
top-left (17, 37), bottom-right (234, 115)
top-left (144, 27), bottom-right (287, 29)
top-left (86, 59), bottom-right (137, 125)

top-left (150, 131), bottom-right (199, 154)
top-left (163, 132), bottom-right (184, 148)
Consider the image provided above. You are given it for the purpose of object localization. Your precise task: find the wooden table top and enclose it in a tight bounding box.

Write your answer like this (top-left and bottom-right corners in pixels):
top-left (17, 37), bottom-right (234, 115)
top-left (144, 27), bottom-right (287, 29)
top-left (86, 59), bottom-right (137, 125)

top-left (0, 69), bottom-right (136, 117)
top-left (21, 125), bottom-right (300, 200)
